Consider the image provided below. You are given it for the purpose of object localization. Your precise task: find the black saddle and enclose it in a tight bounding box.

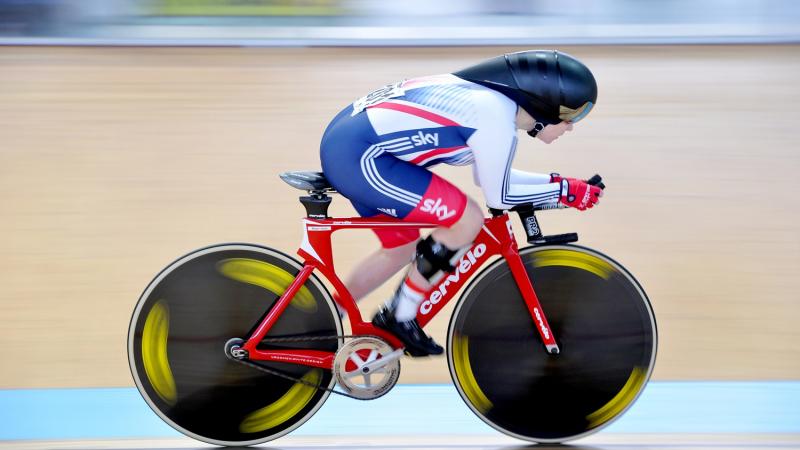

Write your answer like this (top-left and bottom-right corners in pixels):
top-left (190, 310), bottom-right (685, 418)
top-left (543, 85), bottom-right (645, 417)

top-left (279, 171), bottom-right (334, 192)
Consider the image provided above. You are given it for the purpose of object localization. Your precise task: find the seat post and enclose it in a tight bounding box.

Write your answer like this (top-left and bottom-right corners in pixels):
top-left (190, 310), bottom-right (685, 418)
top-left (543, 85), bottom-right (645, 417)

top-left (299, 191), bottom-right (332, 219)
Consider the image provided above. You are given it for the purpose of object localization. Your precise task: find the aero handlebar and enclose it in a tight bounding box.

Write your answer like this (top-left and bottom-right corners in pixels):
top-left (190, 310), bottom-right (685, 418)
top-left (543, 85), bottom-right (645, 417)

top-left (491, 174), bottom-right (604, 245)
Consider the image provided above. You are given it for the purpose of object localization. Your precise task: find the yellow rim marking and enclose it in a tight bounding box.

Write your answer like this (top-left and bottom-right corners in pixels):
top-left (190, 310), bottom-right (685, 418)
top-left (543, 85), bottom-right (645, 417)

top-left (586, 366), bottom-right (647, 428)
top-left (239, 369), bottom-right (323, 433)
top-left (141, 300), bottom-right (177, 405)
top-left (452, 334), bottom-right (493, 414)
top-left (217, 258), bottom-right (317, 313)
top-left (532, 249), bottom-right (613, 280)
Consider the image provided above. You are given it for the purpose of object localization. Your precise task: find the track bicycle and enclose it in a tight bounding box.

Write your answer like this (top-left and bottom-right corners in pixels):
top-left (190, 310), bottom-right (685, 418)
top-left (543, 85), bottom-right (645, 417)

top-left (128, 171), bottom-right (657, 446)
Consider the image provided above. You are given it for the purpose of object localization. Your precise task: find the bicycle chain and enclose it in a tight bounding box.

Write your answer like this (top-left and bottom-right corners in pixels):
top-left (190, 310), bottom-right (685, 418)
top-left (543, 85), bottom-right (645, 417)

top-left (225, 334), bottom-right (385, 401)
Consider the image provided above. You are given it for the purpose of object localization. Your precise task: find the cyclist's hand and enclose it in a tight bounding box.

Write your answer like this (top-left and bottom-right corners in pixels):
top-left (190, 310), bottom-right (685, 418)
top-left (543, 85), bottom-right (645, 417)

top-left (551, 174), bottom-right (603, 211)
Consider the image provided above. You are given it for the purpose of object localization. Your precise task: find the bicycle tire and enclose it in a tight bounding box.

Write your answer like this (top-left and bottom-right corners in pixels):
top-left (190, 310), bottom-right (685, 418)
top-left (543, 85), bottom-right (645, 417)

top-left (447, 244), bottom-right (657, 443)
top-left (128, 243), bottom-right (342, 446)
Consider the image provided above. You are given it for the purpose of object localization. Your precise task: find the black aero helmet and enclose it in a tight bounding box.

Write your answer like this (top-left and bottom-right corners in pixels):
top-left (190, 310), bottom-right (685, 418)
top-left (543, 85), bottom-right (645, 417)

top-left (454, 50), bottom-right (597, 127)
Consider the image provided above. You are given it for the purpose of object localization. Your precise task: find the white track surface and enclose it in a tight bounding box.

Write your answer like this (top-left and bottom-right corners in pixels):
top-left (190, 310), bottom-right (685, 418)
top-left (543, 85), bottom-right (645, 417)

top-left (3, 435), bottom-right (800, 450)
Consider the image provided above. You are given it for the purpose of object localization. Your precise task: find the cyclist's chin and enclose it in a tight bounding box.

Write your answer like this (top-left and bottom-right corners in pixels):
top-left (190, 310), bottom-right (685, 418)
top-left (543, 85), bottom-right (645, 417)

top-left (538, 135), bottom-right (558, 144)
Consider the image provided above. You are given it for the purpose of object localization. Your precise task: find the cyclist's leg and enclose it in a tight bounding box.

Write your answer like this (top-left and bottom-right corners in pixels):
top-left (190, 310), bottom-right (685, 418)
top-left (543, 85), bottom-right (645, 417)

top-left (343, 202), bottom-right (419, 302)
top-left (405, 198), bottom-right (484, 292)
top-left (329, 155), bottom-right (481, 355)
top-left (340, 196), bottom-right (483, 305)
top-left (320, 117), bottom-right (429, 311)
top-left (320, 120), bottom-right (482, 354)
top-left (337, 195), bottom-right (482, 305)
top-left (374, 195), bottom-right (483, 356)
top-left (343, 241), bottom-right (416, 301)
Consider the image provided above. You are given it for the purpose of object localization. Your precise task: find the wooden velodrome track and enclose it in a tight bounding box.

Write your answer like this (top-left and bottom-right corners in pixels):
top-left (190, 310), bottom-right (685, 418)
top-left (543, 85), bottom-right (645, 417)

top-left (0, 45), bottom-right (798, 394)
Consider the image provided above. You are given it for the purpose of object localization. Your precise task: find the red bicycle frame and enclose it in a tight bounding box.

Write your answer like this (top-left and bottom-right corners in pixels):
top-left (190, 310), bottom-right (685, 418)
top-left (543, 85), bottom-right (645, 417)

top-left (240, 213), bottom-right (559, 369)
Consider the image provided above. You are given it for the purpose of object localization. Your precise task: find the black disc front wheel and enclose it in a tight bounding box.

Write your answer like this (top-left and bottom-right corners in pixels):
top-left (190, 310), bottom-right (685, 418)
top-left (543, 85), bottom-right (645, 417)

top-left (128, 244), bottom-right (342, 446)
top-left (448, 245), bottom-right (657, 443)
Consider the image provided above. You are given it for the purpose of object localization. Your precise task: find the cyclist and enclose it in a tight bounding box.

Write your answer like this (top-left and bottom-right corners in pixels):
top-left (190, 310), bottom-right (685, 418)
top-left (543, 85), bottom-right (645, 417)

top-left (319, 50), bottom-right (602, 356)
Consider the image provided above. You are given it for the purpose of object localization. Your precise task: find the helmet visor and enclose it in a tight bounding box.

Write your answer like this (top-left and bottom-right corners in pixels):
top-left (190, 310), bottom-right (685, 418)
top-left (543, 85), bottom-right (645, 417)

top-left (559, 101), bottom-right (594, 123)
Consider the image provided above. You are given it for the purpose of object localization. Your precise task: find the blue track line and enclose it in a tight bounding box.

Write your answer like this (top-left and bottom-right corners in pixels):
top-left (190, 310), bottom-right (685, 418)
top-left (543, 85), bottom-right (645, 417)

top-left (0, 382), bottom-right (798, 440)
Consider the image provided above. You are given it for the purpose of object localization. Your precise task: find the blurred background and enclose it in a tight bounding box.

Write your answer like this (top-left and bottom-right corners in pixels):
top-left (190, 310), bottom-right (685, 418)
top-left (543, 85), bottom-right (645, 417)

top-left (0, 0), bottom-right (799, 444)
top-left (1, 0), bottom-right (799, 44)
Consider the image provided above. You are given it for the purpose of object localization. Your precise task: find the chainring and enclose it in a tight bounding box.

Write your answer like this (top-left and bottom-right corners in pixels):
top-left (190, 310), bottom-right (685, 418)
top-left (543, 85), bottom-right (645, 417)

top-left (333, 336), bottom-right (401, 400)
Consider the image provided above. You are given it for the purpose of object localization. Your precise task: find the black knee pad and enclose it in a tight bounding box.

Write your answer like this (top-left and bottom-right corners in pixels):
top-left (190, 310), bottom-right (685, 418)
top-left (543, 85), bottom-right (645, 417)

top-left (415, 235), bottom-right (458, 280)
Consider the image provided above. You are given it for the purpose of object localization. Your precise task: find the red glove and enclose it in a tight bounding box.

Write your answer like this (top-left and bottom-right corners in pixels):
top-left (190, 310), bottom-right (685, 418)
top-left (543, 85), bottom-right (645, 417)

top-left (550, 173), bottom-right (603, 211)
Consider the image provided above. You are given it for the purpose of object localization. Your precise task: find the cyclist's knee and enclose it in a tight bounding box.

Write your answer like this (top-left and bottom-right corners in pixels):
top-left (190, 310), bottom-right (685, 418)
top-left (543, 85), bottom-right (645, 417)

top-left (414, 235), bottom-right (459, 280)
top-left (381, 239), bottom-right (417, 261)
top-left (435, 199), bottom-right (483, 247)
top-left (459, 199), bottom-right (485, 236)
top-left (414, 200), bottom-right (482, 282)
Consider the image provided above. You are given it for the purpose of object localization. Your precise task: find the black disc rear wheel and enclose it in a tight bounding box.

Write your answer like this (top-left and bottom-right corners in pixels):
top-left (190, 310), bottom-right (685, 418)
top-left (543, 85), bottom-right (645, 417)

top-left (448, 245), bottom-right (657, 443)
top-left (128, 244), bottom-right (341, 446)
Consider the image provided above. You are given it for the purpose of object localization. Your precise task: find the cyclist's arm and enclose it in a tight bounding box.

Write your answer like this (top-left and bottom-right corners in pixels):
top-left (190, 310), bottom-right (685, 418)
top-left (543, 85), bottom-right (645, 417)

top-left (468, 97), bottom-right (560, 209)
top-left (472, 164), bottom-right (482, 186)
top-left (473, 162), bottom-right (552, 189)
top-left (508, 169), bottom-right (552, 185)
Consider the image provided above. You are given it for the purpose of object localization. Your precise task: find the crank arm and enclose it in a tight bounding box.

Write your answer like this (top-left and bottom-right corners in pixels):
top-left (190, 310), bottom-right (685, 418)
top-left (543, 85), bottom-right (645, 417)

top-left (358, 348), bottom-right (405, 374)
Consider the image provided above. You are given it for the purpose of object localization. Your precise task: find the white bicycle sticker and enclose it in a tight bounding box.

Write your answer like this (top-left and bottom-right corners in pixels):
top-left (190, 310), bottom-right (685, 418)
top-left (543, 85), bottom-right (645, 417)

top-left (351, 81), bottom-right (405, 116)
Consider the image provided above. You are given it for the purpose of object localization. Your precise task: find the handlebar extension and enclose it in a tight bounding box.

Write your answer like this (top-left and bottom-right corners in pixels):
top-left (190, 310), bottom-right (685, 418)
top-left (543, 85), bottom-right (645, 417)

top-left (587, 174), bottom-right (605, 190)
top-left (490, 173), bottom-right (604, 245)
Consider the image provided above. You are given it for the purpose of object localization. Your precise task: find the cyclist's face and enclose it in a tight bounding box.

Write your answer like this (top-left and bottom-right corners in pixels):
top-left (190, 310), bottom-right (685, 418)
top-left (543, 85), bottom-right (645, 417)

top-left (537, 121), bottom-right (573, 144)
top-left (515, 107), bottom-right (536, 131)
